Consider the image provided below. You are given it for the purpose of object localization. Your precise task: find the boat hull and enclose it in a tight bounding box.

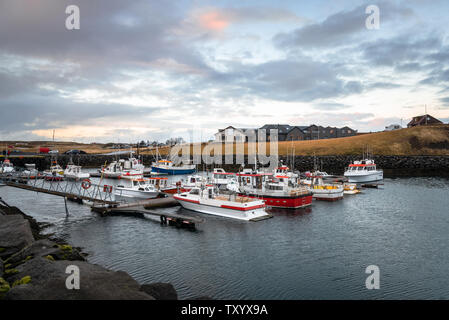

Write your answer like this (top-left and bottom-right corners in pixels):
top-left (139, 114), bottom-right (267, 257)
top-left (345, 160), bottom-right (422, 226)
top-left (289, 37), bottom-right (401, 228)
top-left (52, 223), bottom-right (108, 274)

top-left (311, 190), bottom-right (344, 201)
top-left (64, 173), bottom-right (90, 180)
top-left (114, 188), bottom-right (159, 200)
top-left (151, 166), bottom-right (196, 175)
top-left (238, 192), bottom-right (313, 209)
top-left (344, 171), bottom-right (383, 183)
top-left (174, 196), bottom-right (269, 221)
top-left (161, 187), bottom-right (191, 194)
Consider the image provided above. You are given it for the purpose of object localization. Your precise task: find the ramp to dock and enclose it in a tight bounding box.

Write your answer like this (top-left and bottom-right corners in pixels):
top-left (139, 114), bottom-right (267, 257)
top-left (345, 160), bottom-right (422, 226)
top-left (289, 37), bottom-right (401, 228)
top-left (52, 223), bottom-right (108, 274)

top-left (1, 174), bottom-right (118, 205)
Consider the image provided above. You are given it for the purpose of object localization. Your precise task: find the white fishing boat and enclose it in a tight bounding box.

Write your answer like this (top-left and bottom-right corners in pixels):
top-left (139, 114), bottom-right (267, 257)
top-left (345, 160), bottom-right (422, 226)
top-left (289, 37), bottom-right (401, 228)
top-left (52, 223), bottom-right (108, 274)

top-left (100, 157), bottom-right (144, 178)
top-left (115, 178), bottom-right (160, 201)
top-left (99, 160), bottom-right (123, 178)
top-left (43, 160), bottom-right (64, 181)
top-left (0, 159), bottom-right (15, 174)
top-left (309, 176), bottom-right (344, 201)
top-left (173, 186), bottom-right (270, 221)
top-left (64, 164), bottom-right (90, 180)
top-left (344, 159), bottom-right (383, 183)
top-left (20, 164), bottom-right (39, 178)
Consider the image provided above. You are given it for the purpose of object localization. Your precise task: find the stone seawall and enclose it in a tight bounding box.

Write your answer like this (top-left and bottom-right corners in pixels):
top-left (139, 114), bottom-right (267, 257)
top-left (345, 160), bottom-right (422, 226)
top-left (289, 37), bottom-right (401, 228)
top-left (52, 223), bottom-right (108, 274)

top-left (8, 154), bottom-right (449, 177)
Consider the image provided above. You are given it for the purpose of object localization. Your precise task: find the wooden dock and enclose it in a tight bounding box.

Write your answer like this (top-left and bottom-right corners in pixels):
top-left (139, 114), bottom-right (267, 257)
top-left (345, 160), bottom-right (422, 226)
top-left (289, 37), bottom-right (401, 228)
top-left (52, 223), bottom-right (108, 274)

top-left (91, 196), bottom-right (202, 229)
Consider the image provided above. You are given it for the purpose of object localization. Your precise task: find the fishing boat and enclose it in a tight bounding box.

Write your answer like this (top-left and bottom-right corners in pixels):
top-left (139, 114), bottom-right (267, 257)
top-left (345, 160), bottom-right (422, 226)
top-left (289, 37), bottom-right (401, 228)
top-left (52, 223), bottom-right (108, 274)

top-left (64, 164), bottom-right (90, 180)
top-left (99, 160), bottom-right (123, 178)
top-left (343, 183), bottom-right (360, 195)
top-left (43, 160), bottom-right (64, 181)
top-left (20, 164), bottom-right (39, 178)
top-left (115, 178), bottom-right (160, 201)
top-left (344, 159), bottom-right (383, 183)
top-left (151, 159), bottom-right (195, 175)
top-left (173, 186), bottom-right (270, 221)
top-left (0, 159), bottom-right (15, 174)
top-left (99, 157), bottom-right (144, 179)
top-left (309, 176), bottom-right (344, 201)
top-left (237, 172), bottom-right (313, 209)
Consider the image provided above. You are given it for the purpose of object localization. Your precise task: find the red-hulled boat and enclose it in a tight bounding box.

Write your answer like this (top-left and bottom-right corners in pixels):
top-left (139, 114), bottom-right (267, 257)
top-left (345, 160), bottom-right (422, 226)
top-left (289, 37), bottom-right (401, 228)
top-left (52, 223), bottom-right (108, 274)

top-left (236, 172), bottom-right (313, 209)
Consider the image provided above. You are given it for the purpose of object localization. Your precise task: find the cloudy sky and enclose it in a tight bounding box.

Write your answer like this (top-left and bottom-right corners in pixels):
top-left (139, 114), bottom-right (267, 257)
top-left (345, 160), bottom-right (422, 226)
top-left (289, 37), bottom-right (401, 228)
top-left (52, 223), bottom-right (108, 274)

top-left (1, 0), bottom-right (449, 143)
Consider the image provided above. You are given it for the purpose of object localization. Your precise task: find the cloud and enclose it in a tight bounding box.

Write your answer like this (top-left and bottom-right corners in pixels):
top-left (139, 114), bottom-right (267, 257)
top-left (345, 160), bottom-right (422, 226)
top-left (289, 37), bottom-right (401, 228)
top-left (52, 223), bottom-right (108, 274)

top-left (189, 6), bottom-right (303, 32)
top-left (273, 2), bottom-right (413, 49)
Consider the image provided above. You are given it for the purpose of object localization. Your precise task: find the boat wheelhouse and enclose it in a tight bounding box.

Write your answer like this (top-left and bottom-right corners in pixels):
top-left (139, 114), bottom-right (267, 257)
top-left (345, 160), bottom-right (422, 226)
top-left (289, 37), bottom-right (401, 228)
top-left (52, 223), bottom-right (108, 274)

top-left (344, 159), bottom-right (383, 183)
top-left (211, 168), bottom-right (237, 190)
top-left (64, 164), bottom-right (90, 180)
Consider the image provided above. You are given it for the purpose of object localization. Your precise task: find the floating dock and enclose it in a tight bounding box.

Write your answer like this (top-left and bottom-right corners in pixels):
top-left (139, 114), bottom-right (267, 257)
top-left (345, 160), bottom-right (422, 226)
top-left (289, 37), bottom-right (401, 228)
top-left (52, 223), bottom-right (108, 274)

top-left (91, 197), bottom-right (203, 229)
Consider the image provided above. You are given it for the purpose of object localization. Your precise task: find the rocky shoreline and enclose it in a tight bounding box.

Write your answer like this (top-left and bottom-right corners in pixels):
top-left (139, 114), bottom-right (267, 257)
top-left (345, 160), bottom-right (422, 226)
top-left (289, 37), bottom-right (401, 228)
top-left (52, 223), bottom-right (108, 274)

top-left (0, 200), bottom-right (203, 300)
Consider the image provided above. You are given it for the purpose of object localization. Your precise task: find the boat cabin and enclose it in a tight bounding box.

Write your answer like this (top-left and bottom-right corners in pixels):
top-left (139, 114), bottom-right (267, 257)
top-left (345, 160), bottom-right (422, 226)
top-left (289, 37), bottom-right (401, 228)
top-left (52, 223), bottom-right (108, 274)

top-left (148, 177), bottom-right (168, 189)
top-left (347, 159), bottom-right (377, 172)
top-left (213, 168), bottom-right (236, 184)
top-left (117, 178), bottom-right (155, 191)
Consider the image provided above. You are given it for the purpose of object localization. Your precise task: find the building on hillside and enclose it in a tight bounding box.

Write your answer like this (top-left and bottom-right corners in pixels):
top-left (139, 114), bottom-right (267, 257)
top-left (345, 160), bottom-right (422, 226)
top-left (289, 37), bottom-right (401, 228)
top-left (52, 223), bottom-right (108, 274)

top-left (213, 124), bottom-right (357, 142)
top-left (385, 124), bottom-right (402, 131)
top-left (214, 126), bottom-right (258, 142)
top-left (285, 126), bottom-right (306, 141)
top-left (407, 114), bottom-right (443, 127)
top-left (259, 124), bottom-right (294, 141)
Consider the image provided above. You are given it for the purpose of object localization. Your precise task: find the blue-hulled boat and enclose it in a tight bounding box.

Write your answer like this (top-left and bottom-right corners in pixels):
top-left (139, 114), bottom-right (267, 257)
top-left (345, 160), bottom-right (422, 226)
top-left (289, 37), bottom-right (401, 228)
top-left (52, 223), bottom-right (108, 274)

top-left (151, 159), bottom-right (196, 175)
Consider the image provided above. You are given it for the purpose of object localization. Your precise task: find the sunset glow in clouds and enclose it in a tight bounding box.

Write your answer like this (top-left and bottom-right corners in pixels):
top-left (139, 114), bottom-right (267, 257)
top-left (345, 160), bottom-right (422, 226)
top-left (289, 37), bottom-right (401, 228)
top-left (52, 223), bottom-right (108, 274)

top-left (0, 0), bottom-right (449, 143)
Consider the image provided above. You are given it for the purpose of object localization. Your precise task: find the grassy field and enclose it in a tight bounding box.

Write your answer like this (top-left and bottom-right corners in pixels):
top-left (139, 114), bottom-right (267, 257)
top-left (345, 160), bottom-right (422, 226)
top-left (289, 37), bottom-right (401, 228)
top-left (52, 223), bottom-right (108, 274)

top-left (2, 124), bottom-right (449, 156)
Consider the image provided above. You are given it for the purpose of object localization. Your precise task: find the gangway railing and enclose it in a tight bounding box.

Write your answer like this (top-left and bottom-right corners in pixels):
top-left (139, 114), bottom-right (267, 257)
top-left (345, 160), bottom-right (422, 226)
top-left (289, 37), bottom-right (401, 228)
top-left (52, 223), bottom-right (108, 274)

top-left (0, 172), bottom-right (118, 205)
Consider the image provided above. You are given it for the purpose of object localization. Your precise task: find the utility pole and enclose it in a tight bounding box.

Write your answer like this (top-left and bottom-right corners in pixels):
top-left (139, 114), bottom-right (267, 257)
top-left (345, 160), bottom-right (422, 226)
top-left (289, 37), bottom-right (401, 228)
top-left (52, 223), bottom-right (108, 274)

top-left (425, 104), bottom-right (428, 125)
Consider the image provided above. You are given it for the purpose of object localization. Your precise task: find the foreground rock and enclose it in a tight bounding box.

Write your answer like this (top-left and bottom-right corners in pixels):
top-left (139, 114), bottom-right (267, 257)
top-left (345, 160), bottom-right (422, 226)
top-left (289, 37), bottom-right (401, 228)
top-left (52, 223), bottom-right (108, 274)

top-left (140, 283), bottom-right (178, 300)
top-left (4, 258), bottom-right (154, 300)
top-left (0, 202), bottom-right (192, 300)
top-left (0, 215), bottom-right (34, 260)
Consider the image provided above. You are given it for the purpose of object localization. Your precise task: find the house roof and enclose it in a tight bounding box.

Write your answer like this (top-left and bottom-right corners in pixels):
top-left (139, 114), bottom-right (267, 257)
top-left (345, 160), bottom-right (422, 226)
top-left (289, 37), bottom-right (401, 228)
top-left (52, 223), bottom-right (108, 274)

top-left (259, 124), bottom-right (292, 134)
top-left (217, 126), bottom-right (256, 134)
top-left (407, 114), bottom-right (442, 126)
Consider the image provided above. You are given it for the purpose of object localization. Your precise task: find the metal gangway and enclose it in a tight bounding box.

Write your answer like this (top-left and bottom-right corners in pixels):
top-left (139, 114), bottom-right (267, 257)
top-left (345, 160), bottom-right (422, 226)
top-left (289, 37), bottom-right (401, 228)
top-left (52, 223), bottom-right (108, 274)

top-left (0, 172), bottom-right (118, 205)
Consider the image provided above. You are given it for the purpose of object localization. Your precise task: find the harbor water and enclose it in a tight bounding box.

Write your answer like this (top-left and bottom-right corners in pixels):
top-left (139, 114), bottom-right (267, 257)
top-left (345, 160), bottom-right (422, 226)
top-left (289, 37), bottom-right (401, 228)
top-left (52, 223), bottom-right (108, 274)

top-left (1, 175), bottom-right (449, 299)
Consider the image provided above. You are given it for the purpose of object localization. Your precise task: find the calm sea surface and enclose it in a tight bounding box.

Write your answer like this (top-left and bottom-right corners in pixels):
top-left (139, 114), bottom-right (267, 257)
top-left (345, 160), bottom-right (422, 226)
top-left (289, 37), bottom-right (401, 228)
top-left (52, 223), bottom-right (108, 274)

top-left (1, 175), bottom-right (449, 299)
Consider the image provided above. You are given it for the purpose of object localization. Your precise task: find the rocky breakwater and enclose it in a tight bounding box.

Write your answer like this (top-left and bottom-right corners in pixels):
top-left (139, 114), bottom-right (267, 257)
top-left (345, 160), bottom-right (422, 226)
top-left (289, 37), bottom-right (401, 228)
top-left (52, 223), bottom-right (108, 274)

top-left (0, 201), bottom-right (189, 300)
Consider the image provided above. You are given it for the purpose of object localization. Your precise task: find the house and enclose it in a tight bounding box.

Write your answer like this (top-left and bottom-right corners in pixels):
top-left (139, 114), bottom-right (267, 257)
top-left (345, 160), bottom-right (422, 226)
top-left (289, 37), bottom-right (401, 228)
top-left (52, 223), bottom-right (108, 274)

top-left (214, 126), bottom-right (258, 142)
top-left (385, 124), bottom-right (402, 131)
top-left (407, 114), bottom-right (443, 127)
top-left (285, 126), bottom-right (306, 141)
top-left (214, 123), bottom-right (358, 143)
top-left (339, 126), bottom-right (356, 137)
top-left (259, 124), bottom-right (293, 141)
